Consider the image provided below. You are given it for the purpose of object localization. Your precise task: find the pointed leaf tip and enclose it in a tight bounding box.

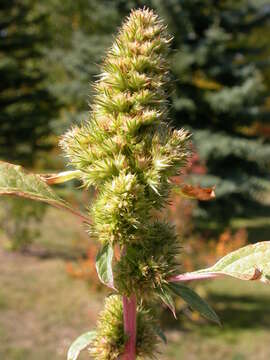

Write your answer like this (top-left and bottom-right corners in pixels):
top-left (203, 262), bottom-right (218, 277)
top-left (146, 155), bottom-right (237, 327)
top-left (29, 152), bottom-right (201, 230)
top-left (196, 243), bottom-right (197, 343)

top-left (156, 286), bottom-right (176, 318)
top-left (169, 282), bottom-right (220, 325)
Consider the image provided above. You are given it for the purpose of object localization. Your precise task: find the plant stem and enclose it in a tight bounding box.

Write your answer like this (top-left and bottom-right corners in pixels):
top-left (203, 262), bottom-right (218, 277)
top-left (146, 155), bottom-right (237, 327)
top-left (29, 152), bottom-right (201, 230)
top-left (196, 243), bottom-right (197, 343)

top-left (123, 294), bottom-right (137, 360)
top-left (169, 272), bottom-right (222, 282)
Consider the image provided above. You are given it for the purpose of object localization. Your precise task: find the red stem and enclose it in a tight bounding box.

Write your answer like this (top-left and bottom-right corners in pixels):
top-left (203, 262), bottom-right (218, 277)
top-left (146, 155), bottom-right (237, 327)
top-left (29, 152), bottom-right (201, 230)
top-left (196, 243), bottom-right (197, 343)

top-left (169, 272), bottom-right (222, 282)
top-left (122, 294), bottom-right (137, 360)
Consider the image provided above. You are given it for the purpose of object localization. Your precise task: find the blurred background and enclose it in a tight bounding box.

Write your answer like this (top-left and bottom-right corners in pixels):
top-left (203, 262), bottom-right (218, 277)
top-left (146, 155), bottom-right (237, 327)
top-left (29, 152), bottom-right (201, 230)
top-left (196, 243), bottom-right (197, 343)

top-left (1, 0), bottom-right (270, 359)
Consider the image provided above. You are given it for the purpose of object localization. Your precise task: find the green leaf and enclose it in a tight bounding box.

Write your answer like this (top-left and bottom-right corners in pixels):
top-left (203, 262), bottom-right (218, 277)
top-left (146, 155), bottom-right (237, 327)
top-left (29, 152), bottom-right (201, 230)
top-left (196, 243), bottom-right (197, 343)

top-left (0, 161), bottom-right (90, 224)
top-left (67, 331), bottom-right (96, 360)
top-left (96, 243), bottom-right (114, 289)
top-left (168, 282), bottom-right (220, 325)
top-left (156, 286), bottom-right (176, 318)
top-left (194, 241), bottom-right (270, 283)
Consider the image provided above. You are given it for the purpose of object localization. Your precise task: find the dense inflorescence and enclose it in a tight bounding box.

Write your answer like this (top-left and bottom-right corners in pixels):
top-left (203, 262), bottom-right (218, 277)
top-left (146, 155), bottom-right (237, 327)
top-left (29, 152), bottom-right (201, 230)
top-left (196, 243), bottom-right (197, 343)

top-left (61, 8), bottom-right (190, 359)
top-left (89, 295), bottom-right (159, 360)
top-left (114, 221), bottom-right (180, 298)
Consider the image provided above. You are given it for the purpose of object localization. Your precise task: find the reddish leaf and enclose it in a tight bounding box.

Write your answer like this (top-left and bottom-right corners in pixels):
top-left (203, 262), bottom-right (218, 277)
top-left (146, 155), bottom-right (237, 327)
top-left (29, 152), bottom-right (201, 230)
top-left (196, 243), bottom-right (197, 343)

top-left (179, 184), bottom-right (215, 201)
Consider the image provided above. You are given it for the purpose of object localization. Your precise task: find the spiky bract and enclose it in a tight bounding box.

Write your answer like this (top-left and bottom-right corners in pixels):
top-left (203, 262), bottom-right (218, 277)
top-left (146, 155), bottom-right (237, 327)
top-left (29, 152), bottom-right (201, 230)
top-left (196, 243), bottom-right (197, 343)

top-left (89, 295), bottom-right (159, 360)
top-left (114, 221), bottom-right (180, 298)
top-left (90, 172), bottom-right (149, 245)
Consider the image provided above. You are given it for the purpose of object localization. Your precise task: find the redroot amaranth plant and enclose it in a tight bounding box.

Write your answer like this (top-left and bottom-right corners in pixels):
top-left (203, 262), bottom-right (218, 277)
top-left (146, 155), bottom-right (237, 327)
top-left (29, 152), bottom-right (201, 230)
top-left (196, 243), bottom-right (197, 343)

top-left (1, 8), bottom-right (270, 360)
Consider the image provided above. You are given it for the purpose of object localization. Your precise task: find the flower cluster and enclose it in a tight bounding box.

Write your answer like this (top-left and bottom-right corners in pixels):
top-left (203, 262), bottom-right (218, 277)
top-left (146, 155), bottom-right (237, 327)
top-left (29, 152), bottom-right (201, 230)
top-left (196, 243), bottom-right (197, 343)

top-left (89, 295), bottom-right (159, 360)
top-left (114, 221), bottom-right (180, 298)
top-left (61, 8), bottom-right (190, 359)
top-left (62, 8), bottom-right (190, 243)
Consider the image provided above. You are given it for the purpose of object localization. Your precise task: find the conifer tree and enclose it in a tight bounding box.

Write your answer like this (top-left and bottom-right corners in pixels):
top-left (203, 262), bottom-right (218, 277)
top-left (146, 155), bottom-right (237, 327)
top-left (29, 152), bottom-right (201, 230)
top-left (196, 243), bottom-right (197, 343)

top-left (0, 0), bottom-right (58, 166)
top-left (45, 0), bottom-right (121, 132)
top-left (148, 0), bottom-right (270, 226)
top-left (0, 0), bottom-right (58, 249)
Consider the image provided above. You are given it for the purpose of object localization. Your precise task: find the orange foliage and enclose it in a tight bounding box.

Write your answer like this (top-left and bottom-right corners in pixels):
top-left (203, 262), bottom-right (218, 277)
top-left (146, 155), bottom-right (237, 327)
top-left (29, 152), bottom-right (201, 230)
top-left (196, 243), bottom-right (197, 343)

top-left (164, 149), bottom-right (248, 273)
top-left (182, 228), bottom-right (248, 272)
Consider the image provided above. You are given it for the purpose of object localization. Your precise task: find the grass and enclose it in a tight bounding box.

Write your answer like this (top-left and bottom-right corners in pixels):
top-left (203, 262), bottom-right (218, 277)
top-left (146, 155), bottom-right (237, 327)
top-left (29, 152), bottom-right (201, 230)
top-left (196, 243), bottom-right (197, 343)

top-left (1, 207), bottom-right (270, 359)
top-left (0, 247), bottom-right (104, 360)
top-left (162, 279), bottom-right (270, 360)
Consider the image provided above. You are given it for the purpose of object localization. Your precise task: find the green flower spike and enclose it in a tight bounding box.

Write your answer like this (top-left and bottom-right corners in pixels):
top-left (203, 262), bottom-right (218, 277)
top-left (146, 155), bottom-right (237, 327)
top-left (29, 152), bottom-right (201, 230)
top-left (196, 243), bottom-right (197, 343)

top-left (61, 7), bottom-right (190, 249)
top-left (61, 8), bottom-right (190, 358)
